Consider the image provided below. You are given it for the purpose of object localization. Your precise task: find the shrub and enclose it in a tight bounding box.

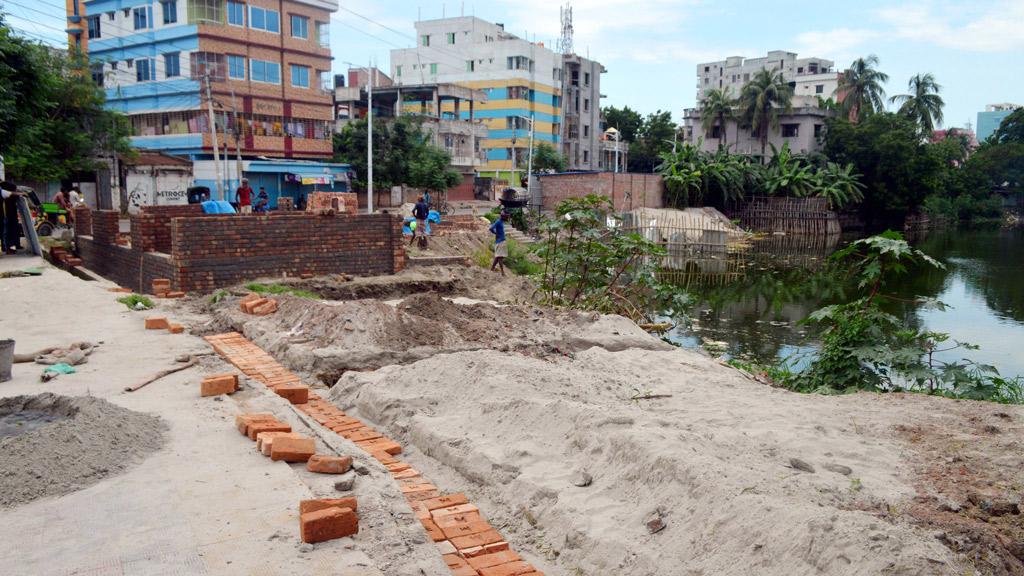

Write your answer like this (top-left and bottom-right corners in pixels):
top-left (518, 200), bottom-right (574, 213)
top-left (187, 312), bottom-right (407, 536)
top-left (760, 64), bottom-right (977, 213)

top-left (244, 282), bottom-right (320, 299)
top-left (116, 294), bottom-right (154, 310)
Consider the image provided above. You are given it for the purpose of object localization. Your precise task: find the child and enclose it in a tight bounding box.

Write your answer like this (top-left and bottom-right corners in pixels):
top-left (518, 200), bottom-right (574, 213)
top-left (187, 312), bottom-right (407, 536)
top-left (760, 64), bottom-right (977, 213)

top-left (489, 211), bottom-right (509, 276)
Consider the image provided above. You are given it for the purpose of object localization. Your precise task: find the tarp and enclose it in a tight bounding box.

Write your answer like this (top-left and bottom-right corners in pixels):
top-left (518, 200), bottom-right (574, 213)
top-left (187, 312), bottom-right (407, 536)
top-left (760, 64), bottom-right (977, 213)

top-left (201, 200), bottom-right (236, 214)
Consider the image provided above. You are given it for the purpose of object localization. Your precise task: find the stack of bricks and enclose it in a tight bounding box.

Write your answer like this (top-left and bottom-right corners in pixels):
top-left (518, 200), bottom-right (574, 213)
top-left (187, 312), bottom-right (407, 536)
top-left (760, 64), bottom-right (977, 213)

top-left (204, 333), bottom-right (310, 405)
top-left (200, 373), bottom-right (239, 396)
top-left (306, 192), bottom-right (358, 215)
top-left (299, 498), bottom-right (359, 543)
top-left (49, 246), bottom-right (83, 268)
top-left (277, 197), bottom-right (294, 211)
top-left (236, 412), bottom-right (317, 462)
top-left (239, 293), bottom-right (279, 316)
top-left (206, 332), bottom-right (544, 575)
top-left (144, 316), bottom-right (185, 334)
top-left (152, 277), bottom-right (185, 298)
top-left (431, 215), bottom-right (486, 236)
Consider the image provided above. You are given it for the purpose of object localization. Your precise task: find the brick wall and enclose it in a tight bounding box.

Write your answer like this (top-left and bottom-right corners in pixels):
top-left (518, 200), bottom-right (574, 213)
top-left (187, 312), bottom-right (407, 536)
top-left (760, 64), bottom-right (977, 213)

top-left (537, 172), bottom-right (664, 212)
top-left (73, 206), bottom-right (92, 236)
top-left (170, 213), bottom-right (405, 292)
top-left (307, 192), bottom-right (358, 215)
top-left (73, 209), bottom-right (404, 293)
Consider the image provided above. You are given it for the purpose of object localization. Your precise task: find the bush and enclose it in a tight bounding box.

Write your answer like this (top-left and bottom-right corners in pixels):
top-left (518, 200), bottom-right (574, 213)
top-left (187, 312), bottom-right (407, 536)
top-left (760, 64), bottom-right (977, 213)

top-left (116, 294), bottom-right (154, 310)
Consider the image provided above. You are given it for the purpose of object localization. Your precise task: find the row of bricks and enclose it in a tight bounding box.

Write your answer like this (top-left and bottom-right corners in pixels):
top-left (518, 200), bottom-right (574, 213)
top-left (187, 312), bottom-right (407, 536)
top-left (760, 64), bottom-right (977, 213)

top-left (207, 333), bottom-right (542, 575)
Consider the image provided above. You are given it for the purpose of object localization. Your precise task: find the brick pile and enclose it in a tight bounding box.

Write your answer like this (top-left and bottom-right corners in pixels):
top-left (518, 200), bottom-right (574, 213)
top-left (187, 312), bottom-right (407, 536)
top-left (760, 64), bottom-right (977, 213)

top-left (143, 315), bottom-right (185, 335)
top-left (205, 332), bottom-right (545, 575)
top-left (239, 293), bottom-right (279, 316)
top-left (306, 192), bottom-right (358, 215)
top-left (49, 246), bottom-right (83, 269)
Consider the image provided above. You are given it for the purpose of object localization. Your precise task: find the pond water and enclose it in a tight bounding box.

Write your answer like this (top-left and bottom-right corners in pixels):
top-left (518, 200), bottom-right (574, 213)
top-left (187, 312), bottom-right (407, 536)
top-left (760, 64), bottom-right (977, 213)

top-left (665, 227), bottom-right (1024, 379)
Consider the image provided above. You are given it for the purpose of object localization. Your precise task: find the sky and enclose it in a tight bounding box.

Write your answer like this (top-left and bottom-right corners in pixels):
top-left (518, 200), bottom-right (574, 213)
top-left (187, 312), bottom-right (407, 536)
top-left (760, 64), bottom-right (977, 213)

top-left (8, 0), bottom-right (1023, 130)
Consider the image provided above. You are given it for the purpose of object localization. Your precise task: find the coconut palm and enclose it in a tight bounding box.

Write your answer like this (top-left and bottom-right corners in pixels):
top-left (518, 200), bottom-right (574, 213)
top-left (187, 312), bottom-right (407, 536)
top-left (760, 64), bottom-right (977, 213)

top-left (889, 73), bottom-right (945, 133)
top-left (836, 55), bottom-right (889, 123)
top-left (699, 87), bottom-right (736, 150)
top-left (738, 68), bottom-right (794, 162)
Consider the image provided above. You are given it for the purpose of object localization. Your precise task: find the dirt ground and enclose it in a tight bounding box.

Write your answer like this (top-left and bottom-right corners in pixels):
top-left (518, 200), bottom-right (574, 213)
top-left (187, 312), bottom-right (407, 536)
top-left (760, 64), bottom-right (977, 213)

top-left (206, 263), bottom-right (1024, 576)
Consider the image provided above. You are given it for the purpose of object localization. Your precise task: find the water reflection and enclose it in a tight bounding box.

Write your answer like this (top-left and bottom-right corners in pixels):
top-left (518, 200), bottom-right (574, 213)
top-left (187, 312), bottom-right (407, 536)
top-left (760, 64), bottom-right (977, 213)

top-left (663, 228), bottom-right (1024, 378)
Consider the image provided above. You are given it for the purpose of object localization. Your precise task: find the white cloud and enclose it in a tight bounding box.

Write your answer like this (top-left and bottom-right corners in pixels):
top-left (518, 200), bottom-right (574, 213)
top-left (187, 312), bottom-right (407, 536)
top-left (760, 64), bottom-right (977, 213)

top-left (876, 0), bottom-right (1024, 52)
top-left (794, 28), bottom-right (880, 63)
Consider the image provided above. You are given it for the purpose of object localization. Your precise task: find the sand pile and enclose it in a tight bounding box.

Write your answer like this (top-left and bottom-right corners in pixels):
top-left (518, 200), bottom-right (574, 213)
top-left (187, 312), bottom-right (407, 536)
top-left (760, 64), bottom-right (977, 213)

top-left (324, 346), bottom-right (1024, 576)
top-left (229, 292), bottom-right (669, 384)
top-left (0, 393), bottom-right (166, 507)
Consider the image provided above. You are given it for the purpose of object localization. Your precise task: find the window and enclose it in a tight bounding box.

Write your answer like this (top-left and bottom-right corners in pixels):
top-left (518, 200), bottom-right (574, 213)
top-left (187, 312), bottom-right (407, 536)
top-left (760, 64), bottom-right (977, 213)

top-left (227, 1), bottom-right (244, 25)
top-left (583, 149), bottom-right (589, 163)
top-left (86, 16), bottom-right (101, 39)
top-left (814, 124), bottom-right (824, 138)
top-left (250, 6), bottom-right (279, 33)
top-left (190, 52), bottom-right (225, 80)
top-left (165, 52), bottom-right (181, 77)
top-left (710, 126), bottom-right (722, 138)
top-left (781, 123), bottom-right (799, 138)
top-left (703, 77), bottom-right (709, 85)
top-left (133, 6), bottom-right (151, 29)
top-left (466, 60), bottom-right (474, 72)
top-left (291, 15), bottom-right (308, 39)
top-left (506, 56), bottom-right (532, 71)
top-left (797, 67), bottom-right (804, 74)
top-left (583, 125), bottom-right (589, 137)
top-left (111, 61), bottom-right (118, 70)
top-left (815, 84), bottom-right (824, 94)
top-left (126, 59), bottom-right (133, 68)
top-left (584, 98), bottom-right (589, 112)
top-left (290, 64), bottom-right (309, 88)
top-left (251, 59), bottom-right (281, 83)
top-left (396, 65), bottom-right (402, 77)
top-left (228, 54), bottom-right (245, 79)
top-left (421, 34), bottom-right (429, 46)
top-left (91, 63), bottom-right (104, 87)
top-left (187, 0), bottom-right (224, 24)
top-left (743, 73), bottom-right (750, 81)
top-left (584, 72), bottom-right (590, 86)
top-left (136, 58), bottom-right (155, 82)
top-left (507, 86), bottom-right (529, 100)
top-left (319, 70), bottom-right (331, 92)
top-left (505, 117), bottom-right (528, 130)
top-left (446, 32), bottom-right (455, 44)
top-left (315, 21), bottom-right (329, 48)
top-left (106, 11), bottom-right (114, 20)
top-left (704, 66), bottom-right (710, 72)
top-left (429, 63), bottom-right (437, 75)
top-left (161, 0), bottom-right (177, 24)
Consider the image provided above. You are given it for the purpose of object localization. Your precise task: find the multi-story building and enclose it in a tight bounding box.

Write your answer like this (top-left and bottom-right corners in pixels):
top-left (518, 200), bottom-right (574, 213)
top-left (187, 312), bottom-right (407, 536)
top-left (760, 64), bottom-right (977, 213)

top-left (684, 50), bottom-right (839, 157)
top-left (390, 16), bottom-right (608, 176)
top-left (76, 0), bottom-right (346, 203)
top-left (977, 103), bottom-right (1021, 142)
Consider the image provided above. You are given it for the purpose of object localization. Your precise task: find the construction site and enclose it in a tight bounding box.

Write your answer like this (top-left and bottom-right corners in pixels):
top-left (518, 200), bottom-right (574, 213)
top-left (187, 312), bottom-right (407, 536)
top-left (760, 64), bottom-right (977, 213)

top-left (0, 201), bottom-right (1022, 576)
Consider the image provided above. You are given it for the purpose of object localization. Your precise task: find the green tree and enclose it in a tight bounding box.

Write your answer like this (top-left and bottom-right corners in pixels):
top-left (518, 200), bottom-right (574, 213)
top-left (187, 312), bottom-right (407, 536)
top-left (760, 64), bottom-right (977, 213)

top-left (836, 55), bottom-right (889, 123)
top-left (890, 73), bottom-right (945, 133)
top-left (628, 110), bottom-right (678, 173)
top-left (823, 113), bottom-right (942, 225)
top-left (601, 105), bottom-right (643, 142)
top-left (407, 145), bottom-right (461, 194)
top-left (699, 87), bottom-right (736, 150)
top-left (992, 108), bottom-right (1024, 144)
top-left (333, 116), bottom-right (427, 190)
top-left (530, 141), bottom-right (567, 173)
top-left (738, 68), bottom-right (794, 161)
top-left (0, 24), bottom-right (132, 182)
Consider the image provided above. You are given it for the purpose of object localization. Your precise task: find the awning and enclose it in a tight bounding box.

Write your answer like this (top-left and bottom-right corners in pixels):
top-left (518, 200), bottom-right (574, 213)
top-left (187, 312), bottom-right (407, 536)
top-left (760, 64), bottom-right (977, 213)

top-left (285, 172), bottom-right (334, 185)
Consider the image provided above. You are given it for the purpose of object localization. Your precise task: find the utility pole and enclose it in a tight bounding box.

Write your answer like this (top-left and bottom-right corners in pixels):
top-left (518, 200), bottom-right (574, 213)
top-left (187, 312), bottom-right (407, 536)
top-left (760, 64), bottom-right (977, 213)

top-left (525, 115), bottom-right (535, 202)
top-left (222, 109), bottom-right (230, 195)
top-left (366, 62), bottom-right (374, 213)
top-left (231, 89), bottom-right (243, 186)
top-left (614, 126), bottom-right (620, 173)
top-left (204, 72), bottom-right (224, 200)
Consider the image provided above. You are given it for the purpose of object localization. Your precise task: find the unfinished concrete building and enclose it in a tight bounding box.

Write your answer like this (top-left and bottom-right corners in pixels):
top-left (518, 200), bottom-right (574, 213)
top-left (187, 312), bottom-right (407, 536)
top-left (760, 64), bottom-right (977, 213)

top-left (561, 54), bottom-right (605, 170)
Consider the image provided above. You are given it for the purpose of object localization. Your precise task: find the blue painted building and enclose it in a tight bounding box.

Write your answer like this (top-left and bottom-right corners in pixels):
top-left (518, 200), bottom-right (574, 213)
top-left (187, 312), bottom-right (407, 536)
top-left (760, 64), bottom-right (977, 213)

top-left (977, 104), bottom-right (1021, 142)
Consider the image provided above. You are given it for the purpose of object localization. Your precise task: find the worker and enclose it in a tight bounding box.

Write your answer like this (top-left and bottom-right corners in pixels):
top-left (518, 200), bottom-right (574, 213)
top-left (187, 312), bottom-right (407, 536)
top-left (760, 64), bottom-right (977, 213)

top-left (489, 211), bottom-right (509, 276)
top-left (235, 178), bottom-right (253, 214)
top-left (410, 195), bottom-right (429, 248)
top-left (254, 187), bottom-right (270, 213)
top-left (1, 181), bottom-right (24, 254)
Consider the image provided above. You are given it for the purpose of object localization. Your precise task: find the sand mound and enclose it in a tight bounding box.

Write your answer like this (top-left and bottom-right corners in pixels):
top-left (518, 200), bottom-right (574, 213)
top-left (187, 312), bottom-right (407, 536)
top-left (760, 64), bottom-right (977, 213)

top-left (228, 292), bottom-right (670, 385)
top-left (324, 347), bottom-right (1016, 576)
top-left (0, 393), bottom-right (166, 508)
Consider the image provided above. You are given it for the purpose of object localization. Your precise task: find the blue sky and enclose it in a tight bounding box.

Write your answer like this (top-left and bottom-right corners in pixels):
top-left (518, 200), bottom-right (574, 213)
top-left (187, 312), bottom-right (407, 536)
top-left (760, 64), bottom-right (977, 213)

top-left (9, 0), bottom-right (1022, 130)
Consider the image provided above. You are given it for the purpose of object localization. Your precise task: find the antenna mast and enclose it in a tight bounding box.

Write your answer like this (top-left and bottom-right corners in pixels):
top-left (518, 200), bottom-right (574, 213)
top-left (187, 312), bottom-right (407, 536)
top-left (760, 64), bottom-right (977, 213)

top-left (558, 3), bottom-right (573, 55)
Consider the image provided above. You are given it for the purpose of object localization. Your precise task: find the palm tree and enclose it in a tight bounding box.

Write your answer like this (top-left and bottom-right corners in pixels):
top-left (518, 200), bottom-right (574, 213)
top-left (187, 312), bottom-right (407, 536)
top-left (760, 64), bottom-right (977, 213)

top-left (739, 68), bottom-right (794, 162)
top-left (699, 87), bottom-right (736, 150)
top-left (836, 55), bottom-right (889, 123)
top-left (889, 73), bottom-right (945, 133)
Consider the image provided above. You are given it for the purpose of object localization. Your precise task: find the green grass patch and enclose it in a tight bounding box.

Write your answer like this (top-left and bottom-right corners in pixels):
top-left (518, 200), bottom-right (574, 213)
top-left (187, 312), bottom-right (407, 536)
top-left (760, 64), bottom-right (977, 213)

top-left (209, 289), bottom-right (229, 304)
top-left (117, 294), bottom-right (154, 310)
top-left (244, 282), bottom-right (320, 299)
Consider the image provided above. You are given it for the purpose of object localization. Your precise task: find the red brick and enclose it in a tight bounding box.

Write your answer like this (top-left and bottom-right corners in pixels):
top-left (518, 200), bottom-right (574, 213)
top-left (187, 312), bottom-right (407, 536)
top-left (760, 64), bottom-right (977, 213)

top-left (275, 383), bottom-right (309, 404)
top-left (247, 420), bottom-right (292, 440)
top-left (270, 436), bottom-right (315, 462)
top-left (477, 562), bottom-right (536, 576)
top-left (400, 483), bottom-right (437, 496)
top-left (306, 454), bottom-right (353, 474)
top-left (240, 293), bottom-right (262, 305)
top-left (431, 503), bottom-right (480, 520)
top-left (299, 506), bottom-right (358, 543)
top-left (450, 529), bottom-right (504, 551)
top-left (422, 493), bottom-right (469, 511)
top-left (461, 541), bottom-right (511, 558)
top-left (235, 412), bottom-right (274, 435)
top-left (341, 427), bottom-right (382, 442)
top-left (200, 374), bottom-right (237, 396)
top-left (354, 438), bottom-right (402, 455)
top-left (145, 317), bottom-right (170, 330)
top-left (441, 520), bottom-right (494, 540)
top-left (385, 462), bottom-right (412, 473)
top-left (467, 550), bottom-right (522, 571)
top-left (444, 553), bottom-right (470, 569)
top-left (252, 299), bottom-right (279, 316)
top-left (241, 298), bottom-right (268, 314)
top-left (165, 291), bottom-right (186, 298)
top-left (168, 324), bottom-right (185, 334)
top-left (434, 511), bottom-right (484, 530)
top-left (419, 518), bottom-right (446, 542)
top-left (404, 488), bottom-right (442, 502)
top-left (369, 451), bottom-right (398, 465)
top-left (299, 497), bottom-right (358, 515)
top-left (391, 468), bottom-right (420, 480)
top-left (108, 287), bottom-right (133, 293)
top-left (450, 566), bottom-right (479, 576)
top-left (152, 279), bottom-right (171, 291)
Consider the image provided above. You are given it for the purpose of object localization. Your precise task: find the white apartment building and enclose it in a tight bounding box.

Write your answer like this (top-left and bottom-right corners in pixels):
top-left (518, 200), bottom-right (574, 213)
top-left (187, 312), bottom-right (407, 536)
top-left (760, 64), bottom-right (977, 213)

top-left (389, 16), bottom-right (605, 174)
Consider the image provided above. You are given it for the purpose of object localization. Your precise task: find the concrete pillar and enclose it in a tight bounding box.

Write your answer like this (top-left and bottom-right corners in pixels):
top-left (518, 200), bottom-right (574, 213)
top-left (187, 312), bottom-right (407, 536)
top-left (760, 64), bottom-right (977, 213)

top-left (395, 89), bottom-right (402, 117)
